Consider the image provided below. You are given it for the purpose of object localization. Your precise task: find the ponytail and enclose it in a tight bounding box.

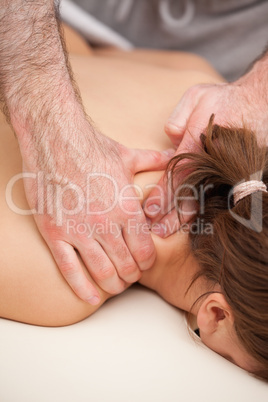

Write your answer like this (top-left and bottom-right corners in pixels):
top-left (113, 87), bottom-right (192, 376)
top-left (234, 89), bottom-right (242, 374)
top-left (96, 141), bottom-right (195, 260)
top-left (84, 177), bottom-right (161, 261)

top-left (168, 115), bottom-right (268, 380)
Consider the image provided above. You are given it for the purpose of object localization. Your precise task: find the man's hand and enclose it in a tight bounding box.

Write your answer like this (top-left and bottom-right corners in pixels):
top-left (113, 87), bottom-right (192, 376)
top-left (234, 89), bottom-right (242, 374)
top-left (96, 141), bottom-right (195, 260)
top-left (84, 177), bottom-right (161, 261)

top-left (0, 1), bottom-right (173, 304)
top-left (145, 53), bottom-right (268, 236)
top-left (21, 118), bottom-right (173, 304)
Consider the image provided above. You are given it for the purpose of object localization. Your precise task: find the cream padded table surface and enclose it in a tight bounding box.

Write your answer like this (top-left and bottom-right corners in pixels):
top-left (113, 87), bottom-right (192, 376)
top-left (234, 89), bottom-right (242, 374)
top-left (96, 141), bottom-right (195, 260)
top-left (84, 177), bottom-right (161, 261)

top-left (0, 285), bottom-right (267, 402)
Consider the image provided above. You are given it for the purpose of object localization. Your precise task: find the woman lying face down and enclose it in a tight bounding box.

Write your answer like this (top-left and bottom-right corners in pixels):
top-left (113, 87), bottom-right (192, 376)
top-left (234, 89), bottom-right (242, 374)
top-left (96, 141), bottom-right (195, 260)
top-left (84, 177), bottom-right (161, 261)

top-left (153, 115), bottom-right (268, 380)
top-left (0, 36), bottom-right (267, 380)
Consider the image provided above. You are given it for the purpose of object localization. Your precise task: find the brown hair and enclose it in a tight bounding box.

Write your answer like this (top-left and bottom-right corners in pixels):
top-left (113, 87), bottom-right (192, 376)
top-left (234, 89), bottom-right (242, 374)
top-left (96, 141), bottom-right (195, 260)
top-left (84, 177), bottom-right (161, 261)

top-left (169, 115), bottom-right (268, 380)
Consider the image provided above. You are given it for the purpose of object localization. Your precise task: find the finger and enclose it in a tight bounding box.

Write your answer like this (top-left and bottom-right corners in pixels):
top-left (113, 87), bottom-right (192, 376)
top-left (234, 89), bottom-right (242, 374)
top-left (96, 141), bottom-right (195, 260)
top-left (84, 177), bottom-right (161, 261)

top-left (165, 84), bottom-right (212, 147)
top-left (122, 215), bottom-right (156, 271)
top-left (149, 195), bottom-right (198, 238)
top-left (164, 88), bottom-right (197, 146)
top-left (176, 128), bottom-right (203, 154)
top-left (49, 240), bottom-right (101, 305)
top-left (100, 233), bottom-right (142, 284)
top-left (144, 169), bottom-right (174, 222)
top-left (130, 148), bottom-right (175, 173)
top-left (144, 129), bottom-right (202, 223)
top-left (79, 240), bottom-right (126, 295)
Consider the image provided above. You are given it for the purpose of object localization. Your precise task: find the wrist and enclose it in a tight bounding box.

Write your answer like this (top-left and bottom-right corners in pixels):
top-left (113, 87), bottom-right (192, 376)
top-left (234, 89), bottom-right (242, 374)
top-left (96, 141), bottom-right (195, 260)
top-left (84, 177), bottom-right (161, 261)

top-left (229, 55), bottom-right (268, 144)
top-left (236, 52), bottom-right (268, 100)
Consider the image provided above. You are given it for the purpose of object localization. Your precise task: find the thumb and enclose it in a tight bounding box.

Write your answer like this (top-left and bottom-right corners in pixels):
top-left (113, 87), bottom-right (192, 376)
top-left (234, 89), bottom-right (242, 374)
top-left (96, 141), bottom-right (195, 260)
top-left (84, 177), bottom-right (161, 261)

top-left (130, 148), bottom-right (175, 173)
top-left (144, 128), bottom-right (204, 223)
top-left (144, 170), bottom-right (173, 221)
top-left (165, 85), bottom-right (202, 147)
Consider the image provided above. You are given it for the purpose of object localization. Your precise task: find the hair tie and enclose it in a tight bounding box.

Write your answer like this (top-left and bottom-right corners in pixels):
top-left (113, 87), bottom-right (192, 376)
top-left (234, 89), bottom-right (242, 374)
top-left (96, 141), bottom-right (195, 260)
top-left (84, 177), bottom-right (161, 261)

top-left (233, 180), bottom-right (267, 205)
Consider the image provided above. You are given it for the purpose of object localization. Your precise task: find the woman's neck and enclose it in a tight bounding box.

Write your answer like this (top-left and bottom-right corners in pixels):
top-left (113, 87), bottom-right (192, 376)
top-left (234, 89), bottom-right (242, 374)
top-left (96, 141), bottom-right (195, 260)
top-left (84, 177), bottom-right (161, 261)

top-left (138, 231), bottom-right (209, 316)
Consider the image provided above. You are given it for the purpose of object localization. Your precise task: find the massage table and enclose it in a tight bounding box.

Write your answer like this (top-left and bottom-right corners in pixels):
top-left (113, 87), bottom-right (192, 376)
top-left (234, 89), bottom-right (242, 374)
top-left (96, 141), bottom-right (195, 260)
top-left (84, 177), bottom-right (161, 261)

top-left (1, 284), bottom-right (267, 401)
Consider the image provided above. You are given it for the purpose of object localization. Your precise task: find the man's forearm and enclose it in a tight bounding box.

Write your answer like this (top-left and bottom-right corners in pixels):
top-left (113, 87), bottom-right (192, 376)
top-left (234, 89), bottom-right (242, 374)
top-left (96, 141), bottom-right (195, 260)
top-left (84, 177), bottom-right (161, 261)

top-left (0, 0), bottom-right (98, 179)
top-left (0, 0), bottom-right (84, 137)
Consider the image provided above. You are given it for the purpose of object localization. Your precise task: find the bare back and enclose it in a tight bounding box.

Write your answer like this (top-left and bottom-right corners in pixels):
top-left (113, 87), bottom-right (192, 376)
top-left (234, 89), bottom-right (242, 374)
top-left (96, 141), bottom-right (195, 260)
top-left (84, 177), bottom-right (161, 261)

top-left (0, 46), bottom-right (223, 326)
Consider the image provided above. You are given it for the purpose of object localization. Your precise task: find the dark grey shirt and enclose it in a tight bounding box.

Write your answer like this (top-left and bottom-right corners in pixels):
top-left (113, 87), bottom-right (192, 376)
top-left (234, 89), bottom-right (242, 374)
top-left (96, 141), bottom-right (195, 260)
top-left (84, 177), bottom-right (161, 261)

top-left (61, 0), bottom-right (268, 81)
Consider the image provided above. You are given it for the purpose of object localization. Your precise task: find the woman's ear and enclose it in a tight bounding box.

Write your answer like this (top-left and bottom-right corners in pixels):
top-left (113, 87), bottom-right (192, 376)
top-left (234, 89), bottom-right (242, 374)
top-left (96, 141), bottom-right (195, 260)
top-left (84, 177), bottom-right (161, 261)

top-left (196, 293), bottom-right (234, 335)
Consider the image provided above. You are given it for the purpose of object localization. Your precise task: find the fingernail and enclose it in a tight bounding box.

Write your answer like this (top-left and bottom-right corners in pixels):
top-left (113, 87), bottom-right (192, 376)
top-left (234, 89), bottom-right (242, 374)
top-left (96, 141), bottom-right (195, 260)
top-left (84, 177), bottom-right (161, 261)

top-left (146, 203), bottom-right (160, 216)
top-left (87, 296), bottom-right (100, 305)
top-left (166, 123), bottom-right (181, 134)
top-left (162, 148), bottom-right (176, 158)
top-left (151, 223), bottom-right (167, 237)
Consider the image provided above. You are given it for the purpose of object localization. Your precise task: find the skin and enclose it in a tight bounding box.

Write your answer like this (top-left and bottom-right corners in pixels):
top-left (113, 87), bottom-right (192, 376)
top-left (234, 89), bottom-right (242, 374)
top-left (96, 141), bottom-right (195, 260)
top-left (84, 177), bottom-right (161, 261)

top-left (0, 25), bottom-right (260, 374)
top-left (0, 0), bottom-right (173, 304)
top-left (146, 45), bottom-right (268, 234)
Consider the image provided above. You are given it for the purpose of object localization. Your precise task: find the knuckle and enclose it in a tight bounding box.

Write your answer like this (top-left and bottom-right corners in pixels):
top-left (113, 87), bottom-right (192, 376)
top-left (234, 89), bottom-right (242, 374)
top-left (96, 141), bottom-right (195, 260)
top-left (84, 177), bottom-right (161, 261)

top-left (109, 282), bottom-right (126, 295)
top-left (114, 243), bottom-right (129, 259)
top-left (119, 261), bottom-right (138, 277)
top-left (184, 85), bottom-right (195, 96)
top-left (95, 264), bottom-right (115, 282)
top-left (56, 249), bottom-right (77, 278)
top-left (60, 261), bottom-right (76, 277)
top-left (165, 120), bottom-right (173, 129)
top-left (187, 84), bottom-right (203, 96)
top-left (135, 243), bottom-right (155, 264)
top-left (117, 143), bottom-right (129, 159)
top-left (164, 121), bottom-right (170, 131)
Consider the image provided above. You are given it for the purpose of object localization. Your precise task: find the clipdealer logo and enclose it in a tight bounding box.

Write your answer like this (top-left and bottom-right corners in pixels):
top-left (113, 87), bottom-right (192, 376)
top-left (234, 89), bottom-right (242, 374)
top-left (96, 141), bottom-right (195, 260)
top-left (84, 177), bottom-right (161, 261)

top-left (5, 171), bottom-right (265, 234)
